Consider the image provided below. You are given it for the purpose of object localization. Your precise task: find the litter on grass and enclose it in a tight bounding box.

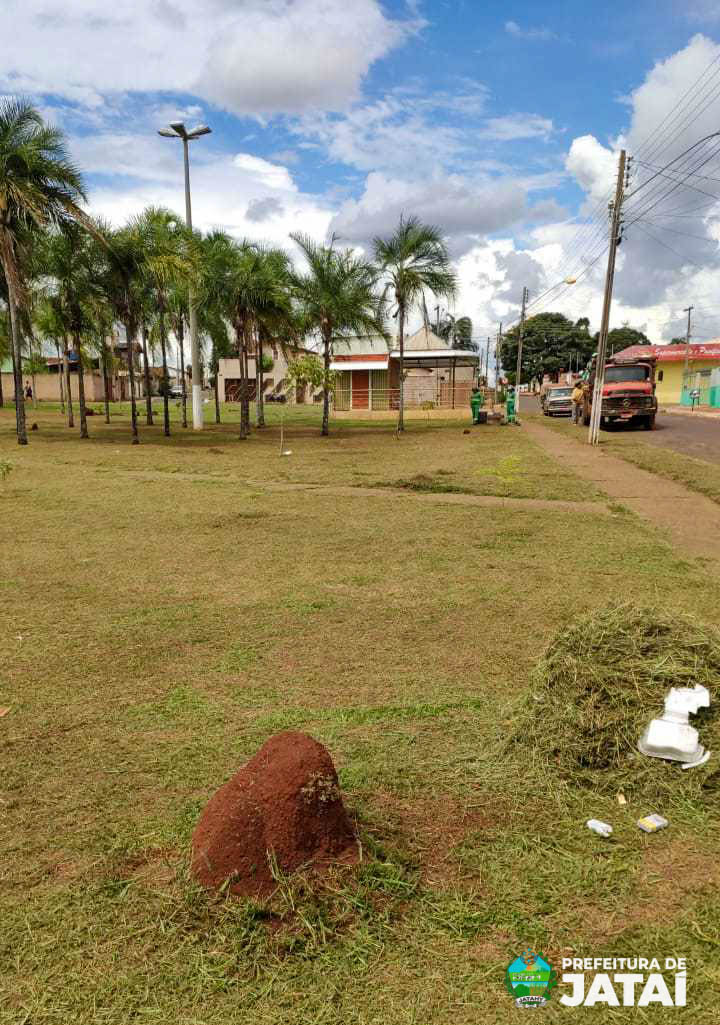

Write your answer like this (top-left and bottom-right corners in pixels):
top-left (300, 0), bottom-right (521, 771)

top-left (637, 814), bottom-right (669, 834)
top-left (587, 819), bottom-right (613, 838)
top-left (512, 602), bottom-right (720, 794)
top-left (638, 684), bottom-right (711, 769)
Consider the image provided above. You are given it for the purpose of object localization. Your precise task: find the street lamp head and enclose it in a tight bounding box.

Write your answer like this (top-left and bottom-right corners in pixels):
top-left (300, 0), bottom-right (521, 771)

top-left (169, 120), bottom-right (186, 135)
top-left (187, 124), bottom-right (212, 139)
top-left (564, 277), bottom-right (577, 285)
top-left (158, 128), bottom-right (179, 138)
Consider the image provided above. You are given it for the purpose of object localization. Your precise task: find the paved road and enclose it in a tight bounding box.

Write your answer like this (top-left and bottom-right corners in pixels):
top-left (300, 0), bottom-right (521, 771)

top-left (518, 393), bottom-right (720, 466)
top-left (638, 411), bottom-right (720, 465)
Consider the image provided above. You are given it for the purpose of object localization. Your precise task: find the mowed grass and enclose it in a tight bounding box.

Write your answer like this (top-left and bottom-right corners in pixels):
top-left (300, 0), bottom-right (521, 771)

top-left (2, 403), bottom-right (720, 1024)
top-left (538, 410), bottom-right (720, 506)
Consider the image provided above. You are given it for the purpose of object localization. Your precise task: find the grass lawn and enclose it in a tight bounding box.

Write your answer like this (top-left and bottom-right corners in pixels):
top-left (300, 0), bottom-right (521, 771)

top-left (538, 411), bottom-right (720, 507)
top-left (2, 402), bottom-right (719, 1023)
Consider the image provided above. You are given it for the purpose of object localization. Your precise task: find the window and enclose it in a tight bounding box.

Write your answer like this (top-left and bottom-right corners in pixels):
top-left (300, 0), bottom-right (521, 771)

top-left (605, 365), bottom-right (650, 382)
top-left (658, 370), bottom-right (664, 381)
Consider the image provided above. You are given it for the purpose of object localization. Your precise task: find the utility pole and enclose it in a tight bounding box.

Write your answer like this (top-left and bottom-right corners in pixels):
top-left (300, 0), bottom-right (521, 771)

top-left (493, 322), bottom-right (502, 409)
top-left (515, 288), bottom-right (529, 416)
top-left (683, 305), bottom-right (694, 399)
top-left (588, 149), bottom-right (626, 445)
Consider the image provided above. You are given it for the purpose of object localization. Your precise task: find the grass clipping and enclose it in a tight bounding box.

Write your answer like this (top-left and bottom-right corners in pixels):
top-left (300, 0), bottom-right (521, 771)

top-left (516, 602), bottom-right (720, 794)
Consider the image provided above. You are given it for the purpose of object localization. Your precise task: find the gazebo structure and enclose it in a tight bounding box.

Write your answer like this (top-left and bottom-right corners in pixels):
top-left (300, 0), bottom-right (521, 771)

top-left (331, 328), bottom-right (480, 412)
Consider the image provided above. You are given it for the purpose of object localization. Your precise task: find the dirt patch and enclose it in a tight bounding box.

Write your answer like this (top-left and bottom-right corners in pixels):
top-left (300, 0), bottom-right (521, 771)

top-left (191, 731), bottom-right (357, 897)
top-left (369, 791), bottom-right (500, 886)
top-left (118, 848), bottom-right (180, 888)
top-left (579, 840), bottom-right (720, 942)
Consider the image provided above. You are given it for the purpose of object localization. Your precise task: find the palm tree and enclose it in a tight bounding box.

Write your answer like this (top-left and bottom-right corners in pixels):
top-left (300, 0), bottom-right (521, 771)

top-left (167, 282), bottom-right (189, 428)
top-left (373, 216), bottom-right (456, 432)
top-left (197, 230), bottom-right (234, 424)
top-left (97, 225), bottom-right (146, 443)
top-left (37, 224), bottom-right (104, 437)
top-left (249, 247), bottom-right (292, 429)
top-left (131, 208), bottom-right (194, 437)
top-left (34, 288), bottom-right (73, 425)
top-left (0, 98), bottom-right (87, 445)
top-left (289, 234), bottom-right (386, 436)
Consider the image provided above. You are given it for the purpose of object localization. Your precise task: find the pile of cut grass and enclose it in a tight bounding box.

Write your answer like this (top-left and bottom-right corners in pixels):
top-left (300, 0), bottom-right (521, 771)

top-left (514, 602), bottom-right (720, 796)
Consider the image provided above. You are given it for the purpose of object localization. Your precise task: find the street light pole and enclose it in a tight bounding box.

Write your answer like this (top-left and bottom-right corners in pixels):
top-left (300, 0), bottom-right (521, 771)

top-left (159, 120), bottom-right (211, 431)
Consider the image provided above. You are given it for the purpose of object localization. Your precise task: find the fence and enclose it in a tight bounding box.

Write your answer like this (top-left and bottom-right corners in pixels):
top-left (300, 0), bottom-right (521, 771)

top-left (334, 381), bottom-right (478, 412)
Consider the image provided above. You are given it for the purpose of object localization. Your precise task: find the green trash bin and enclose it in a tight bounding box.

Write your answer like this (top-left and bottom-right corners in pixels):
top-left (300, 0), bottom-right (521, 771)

top-left (470, 389), bottom-right (484, 425)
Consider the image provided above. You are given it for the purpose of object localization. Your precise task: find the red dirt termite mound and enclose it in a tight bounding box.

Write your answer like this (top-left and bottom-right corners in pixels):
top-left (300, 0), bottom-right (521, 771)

top-left (191, 731), bottom-right (357, 897)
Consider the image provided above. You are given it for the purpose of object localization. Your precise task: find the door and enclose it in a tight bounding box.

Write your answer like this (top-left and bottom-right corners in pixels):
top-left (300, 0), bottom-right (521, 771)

top-left (352, 370), bottom-right (370, 409)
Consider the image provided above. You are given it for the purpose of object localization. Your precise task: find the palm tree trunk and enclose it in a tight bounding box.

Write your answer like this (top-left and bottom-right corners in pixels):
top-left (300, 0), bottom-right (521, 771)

top-left (178, 318), bottom-right (188, 428)
top-left (397, 301), bottom-right (405, 433)
top-left (322, 327), bottom-right (331, 437)
top-left (124, 321), bottom-right (139, 444)
top-left (240, 322), bottom-right (252, 439)
top-left (256, 331), bottom-right (265, 428)
top-left (7, 291), bottom-right (27, 445)
top-left (74, 333), bottom-right (89, 438)
top-left (159, 310), bottom-right (170, 437)
top-left (62, 336), bottom-right (74, 427)
top-left (214, 368), bottom-right (221, 424)
top-left (235, 322), bottom-right (247, 439)
top-left (55, 342), bottom-right (64, 415)
top-left (141, 322), bottom-right (153, 426)
top-left (102, 343), bottom-right (111, 423)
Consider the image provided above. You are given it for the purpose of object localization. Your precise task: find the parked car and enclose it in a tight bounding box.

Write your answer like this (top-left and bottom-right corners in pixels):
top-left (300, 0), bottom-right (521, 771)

top-left (542, 384), bottom-right (573, 416)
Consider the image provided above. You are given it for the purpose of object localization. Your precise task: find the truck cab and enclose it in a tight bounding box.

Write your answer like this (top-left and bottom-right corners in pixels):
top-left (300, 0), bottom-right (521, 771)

top-left (583, 355), bottom-right (657, 430)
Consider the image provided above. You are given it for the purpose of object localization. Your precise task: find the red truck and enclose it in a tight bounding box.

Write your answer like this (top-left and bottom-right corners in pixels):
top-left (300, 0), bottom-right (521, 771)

top-left (582, 353), bottom-right (658, 430)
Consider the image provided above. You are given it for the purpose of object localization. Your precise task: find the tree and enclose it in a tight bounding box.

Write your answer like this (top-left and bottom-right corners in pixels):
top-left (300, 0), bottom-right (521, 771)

top-left (501, 312), bottom-right (595, 386)
top-left (289, 233), bottom-right (386, 437)
top-left (197, 230), bottom-right (235, 425)
top-left (438, 314), bottom-right (475, 350)
top-left (598, 324), bottom-right (652, 353)
top-left (0, 98), bottom-right (88, 445)
top-left (132, 207), bottom-right (194, 438)
top-left (37, 223), bottom-right (105, 437)
top-left (97, 225), bottom-right (147, 443)
top-left (373, 216), bottom-right (456, 432)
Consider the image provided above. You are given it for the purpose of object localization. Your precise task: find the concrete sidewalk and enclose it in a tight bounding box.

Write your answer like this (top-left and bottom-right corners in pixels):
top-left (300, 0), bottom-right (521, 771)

top-left (660, 404), bottom-right (720, 420)
top-left (524, 420), bottom-right (720, 562)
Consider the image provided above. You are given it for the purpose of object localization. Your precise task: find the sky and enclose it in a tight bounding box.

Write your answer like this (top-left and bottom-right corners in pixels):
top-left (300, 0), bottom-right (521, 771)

top-left (4, 0), bottom-right (720, 348)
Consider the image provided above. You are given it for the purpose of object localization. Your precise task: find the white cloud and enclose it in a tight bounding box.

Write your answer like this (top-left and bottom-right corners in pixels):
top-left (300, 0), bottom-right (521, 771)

top-left (297, 84), bottom-right (489, 172)
top-left (504, 20), bottom-right (556, 41)
top-left (80, 138), bottom-right (332, 247)
top-left (0, 0), bottom-right (420, 116)
top-left (565, 135), bottom-right (618, 203)
top-left (481, 114), bottom-right (554, 142)
top-left (329, 171), bottom-right (532, 254)
top-left (232, 154), bottom-right (296, 191)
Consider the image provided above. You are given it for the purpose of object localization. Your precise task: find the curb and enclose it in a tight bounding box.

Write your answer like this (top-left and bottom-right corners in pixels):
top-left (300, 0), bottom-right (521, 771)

top-left (660, 406), bottom-right (720, 421)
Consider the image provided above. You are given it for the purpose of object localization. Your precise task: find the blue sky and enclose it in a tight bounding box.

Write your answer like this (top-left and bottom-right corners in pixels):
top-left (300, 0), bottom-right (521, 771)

top-left (3, 0), bottom-right (720, 342)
